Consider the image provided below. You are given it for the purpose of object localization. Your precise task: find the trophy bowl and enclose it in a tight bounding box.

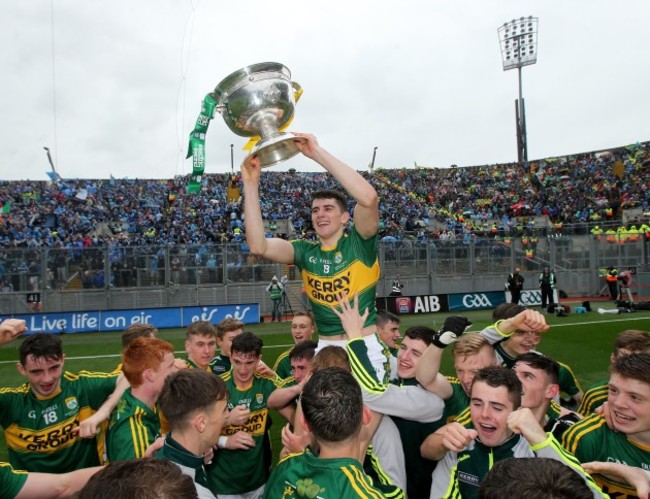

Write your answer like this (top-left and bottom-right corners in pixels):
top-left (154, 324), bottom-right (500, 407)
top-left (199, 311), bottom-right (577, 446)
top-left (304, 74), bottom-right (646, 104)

top-left (213, 62), bottom-right (304, 168)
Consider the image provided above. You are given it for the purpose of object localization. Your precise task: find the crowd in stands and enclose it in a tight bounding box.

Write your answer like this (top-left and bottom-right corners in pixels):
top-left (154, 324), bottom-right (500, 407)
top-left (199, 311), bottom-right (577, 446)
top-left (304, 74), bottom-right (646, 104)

top-left (0, 141), bottom-right (648, 251)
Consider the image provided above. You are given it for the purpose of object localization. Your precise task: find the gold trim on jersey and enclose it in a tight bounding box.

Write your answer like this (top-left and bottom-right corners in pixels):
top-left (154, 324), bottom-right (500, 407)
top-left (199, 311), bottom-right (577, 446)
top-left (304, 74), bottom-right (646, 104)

top-left (341, 464), bottom-right (384, 499)
top-left (128, 407), bottom-right (151, 458)
top-left (222, 408), bottom-right (268, 437)
top-left (5, 407), bottom-right (94, 454)
top-left (302, 259), bottom-right (380, 307)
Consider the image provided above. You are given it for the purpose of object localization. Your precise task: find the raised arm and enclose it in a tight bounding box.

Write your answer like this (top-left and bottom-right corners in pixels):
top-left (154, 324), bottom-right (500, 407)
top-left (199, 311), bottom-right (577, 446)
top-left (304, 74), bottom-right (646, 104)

top-left (480, 309), bottom-right (549, 345)
top-left (241, 154), bottom-right (294, 263)
top-left (415, 316), bottom-right (472, 400)
top-left (334, 294), bottom-right (445, 422)
top-left (0, 319), bottom-right (27, 346)
top-left (76, 373), bottom-right (129, 438)
top-left (294, 134), bottom-right (379, 238)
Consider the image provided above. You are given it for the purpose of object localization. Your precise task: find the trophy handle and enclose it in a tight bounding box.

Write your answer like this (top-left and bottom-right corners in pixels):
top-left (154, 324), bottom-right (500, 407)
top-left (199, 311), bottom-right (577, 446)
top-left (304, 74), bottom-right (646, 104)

top-left (292, 82), bottom-right (303, 103)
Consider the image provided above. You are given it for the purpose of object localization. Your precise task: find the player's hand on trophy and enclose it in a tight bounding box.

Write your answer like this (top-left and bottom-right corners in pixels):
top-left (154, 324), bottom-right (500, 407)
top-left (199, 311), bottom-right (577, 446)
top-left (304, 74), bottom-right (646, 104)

top-left (292, 133), bottom-right (319, 159)
top-left (241, 154), bottom-right (262, 183)
top-left (432, 316), bottom-right (472, 348)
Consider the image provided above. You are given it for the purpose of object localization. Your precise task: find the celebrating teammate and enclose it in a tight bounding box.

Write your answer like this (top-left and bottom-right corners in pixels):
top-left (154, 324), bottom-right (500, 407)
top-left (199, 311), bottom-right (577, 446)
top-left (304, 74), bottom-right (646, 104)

top-left (430, 366), bottom-right (605, 498)
top-left (105, 337), bottom-right (177, 461)
top-left (243, 134), bottom-right (389, 379)
top-left (0, 333), bottom-right (119, 473)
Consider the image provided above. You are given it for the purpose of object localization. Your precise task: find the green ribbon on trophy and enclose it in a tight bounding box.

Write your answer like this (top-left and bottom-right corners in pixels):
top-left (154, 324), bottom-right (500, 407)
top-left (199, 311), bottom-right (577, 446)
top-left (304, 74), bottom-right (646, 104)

top-left (185, 94), bottom-right (218, 194)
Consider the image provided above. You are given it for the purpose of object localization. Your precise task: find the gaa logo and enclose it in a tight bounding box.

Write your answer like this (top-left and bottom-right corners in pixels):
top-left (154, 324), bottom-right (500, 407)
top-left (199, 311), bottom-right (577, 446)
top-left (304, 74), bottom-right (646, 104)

top-left (462, 294), bottom-right (493, 308)
top-left (519, 291), bottom-right (542, 306)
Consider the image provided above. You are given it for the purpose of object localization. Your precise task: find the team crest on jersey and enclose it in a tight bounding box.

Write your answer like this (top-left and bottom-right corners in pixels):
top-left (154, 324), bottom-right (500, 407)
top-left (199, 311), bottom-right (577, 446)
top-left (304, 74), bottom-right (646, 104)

top-left (296, 478), bottom-right (325, 497)
top-left (65, 397), bottom-right (78, 410)
top-left (256, 393), bottom-right (263, 405)
top-left (334, 251), bottom-right (343, 264)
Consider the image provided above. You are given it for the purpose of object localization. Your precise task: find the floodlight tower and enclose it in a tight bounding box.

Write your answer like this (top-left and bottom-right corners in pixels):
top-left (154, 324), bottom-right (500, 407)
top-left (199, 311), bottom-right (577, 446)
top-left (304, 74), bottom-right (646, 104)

top-left (498, 16), bottom-right (539, 165)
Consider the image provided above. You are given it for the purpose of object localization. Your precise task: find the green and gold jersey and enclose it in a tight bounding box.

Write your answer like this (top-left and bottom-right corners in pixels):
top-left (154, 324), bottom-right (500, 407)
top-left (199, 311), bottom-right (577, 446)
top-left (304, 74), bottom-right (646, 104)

top-left (443, 377), bottom-right (471, 424)
top-left (0, 370), bottom-right (117, 473)
top-left (0, 462), bottom-right (27, 499)
top-left (272, 347), bottom-right (292, 380)
top-left (577, 380), bottom-right (608, 416)
top-left (291, 228), bottom-right (379, 336)
top-left (105, 388), bottom-right (161, 462)
top-left (206, 371), bottom-right (279, 496)
top-left (264, 448), bottom-right (387, 499)
top-left (562, 413), bottom-right (649, 498)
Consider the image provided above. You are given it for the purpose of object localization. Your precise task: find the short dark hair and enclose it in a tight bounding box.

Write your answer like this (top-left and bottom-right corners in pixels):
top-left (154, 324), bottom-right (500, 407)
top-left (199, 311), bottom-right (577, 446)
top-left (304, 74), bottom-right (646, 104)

top-left (610, 352), bottom-right (650, 385)
top-left (159, 369), bottom-right (229, 431)
top-left (514, 352), bottom-right (560, 385)
top-left (479, 458), bottom-right (593, 499)
top-left (376, 310), bottom-right (400, 327)
top-left (19, 333), bottom-right (63, 365)
top-left (186, 320), bottom-right (216, 340)
top-left (472, 366), bottom-right (522, 409)
top-left (121, 323), bottom-right (157, 349)
top-left (301, 367), bottom-right (362, 443)
top-left (78, 458), bottom-right (198, 499)
top-left (403, 326), bottom-right (434, 346)
top-left (311, 189), bottom-right (348, 213)
top-left (492, 303), bottom-right (526, 321)
top-left (231, 331), bottom-right (263, 357)
top-left (289, 340), bottom-right (318, 362)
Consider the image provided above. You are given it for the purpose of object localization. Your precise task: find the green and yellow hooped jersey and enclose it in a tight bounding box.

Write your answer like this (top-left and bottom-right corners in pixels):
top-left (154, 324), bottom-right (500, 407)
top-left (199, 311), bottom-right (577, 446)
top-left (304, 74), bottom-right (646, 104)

top-left (292, 229), bottom-right (379, 336)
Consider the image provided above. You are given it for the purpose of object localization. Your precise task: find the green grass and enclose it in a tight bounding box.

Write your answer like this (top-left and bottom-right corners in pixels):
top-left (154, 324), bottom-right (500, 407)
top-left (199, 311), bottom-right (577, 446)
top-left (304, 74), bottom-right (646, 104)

top-left (1, 310), bottom-right (649, 464)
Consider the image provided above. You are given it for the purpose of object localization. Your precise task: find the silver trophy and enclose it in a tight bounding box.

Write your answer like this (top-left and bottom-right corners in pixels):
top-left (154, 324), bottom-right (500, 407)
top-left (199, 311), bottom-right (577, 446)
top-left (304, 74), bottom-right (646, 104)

top-left (213, 62), bottom-right (303, 168)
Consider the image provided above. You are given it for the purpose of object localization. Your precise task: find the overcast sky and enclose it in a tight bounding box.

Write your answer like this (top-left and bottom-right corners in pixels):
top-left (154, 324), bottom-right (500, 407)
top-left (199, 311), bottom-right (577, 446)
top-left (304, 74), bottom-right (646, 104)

top-left (1, 0), bottom-right (649, 181)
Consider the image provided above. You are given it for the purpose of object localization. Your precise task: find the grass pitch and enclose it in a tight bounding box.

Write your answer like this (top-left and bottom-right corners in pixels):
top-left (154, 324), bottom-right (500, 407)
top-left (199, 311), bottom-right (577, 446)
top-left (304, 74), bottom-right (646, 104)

top-left (1, 309), bottom-right (649, 464)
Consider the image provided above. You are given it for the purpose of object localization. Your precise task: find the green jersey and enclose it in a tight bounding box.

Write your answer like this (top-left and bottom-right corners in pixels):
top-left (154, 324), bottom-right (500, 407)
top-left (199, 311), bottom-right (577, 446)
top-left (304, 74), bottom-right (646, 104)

top-left (0, 370), bottom-right (117, 473)
top-left (272, 348), bottom-right (292, 380)
top-left (562, 413), bottom-right (649, 498)
top-left (263, 448), bottom-right (387, 499)
top-left (155, 433), bottom-right (216, 498)
top-left (206, 371), bottom-right (279, 496)
top-left (0, 462), bottom-right (27, 499)
top-left (291, 228), bottom-right (379, 336)
top-left (208, 355), bottom-right (230, 376)
top-left (443, 377), bottom-right (471, 423)
top-left (577, 380), bottom-right (608, 416)
top-left (432, 433), bottom-right (605, 499)
top-left (106, 388), bottom-right (161, 462)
